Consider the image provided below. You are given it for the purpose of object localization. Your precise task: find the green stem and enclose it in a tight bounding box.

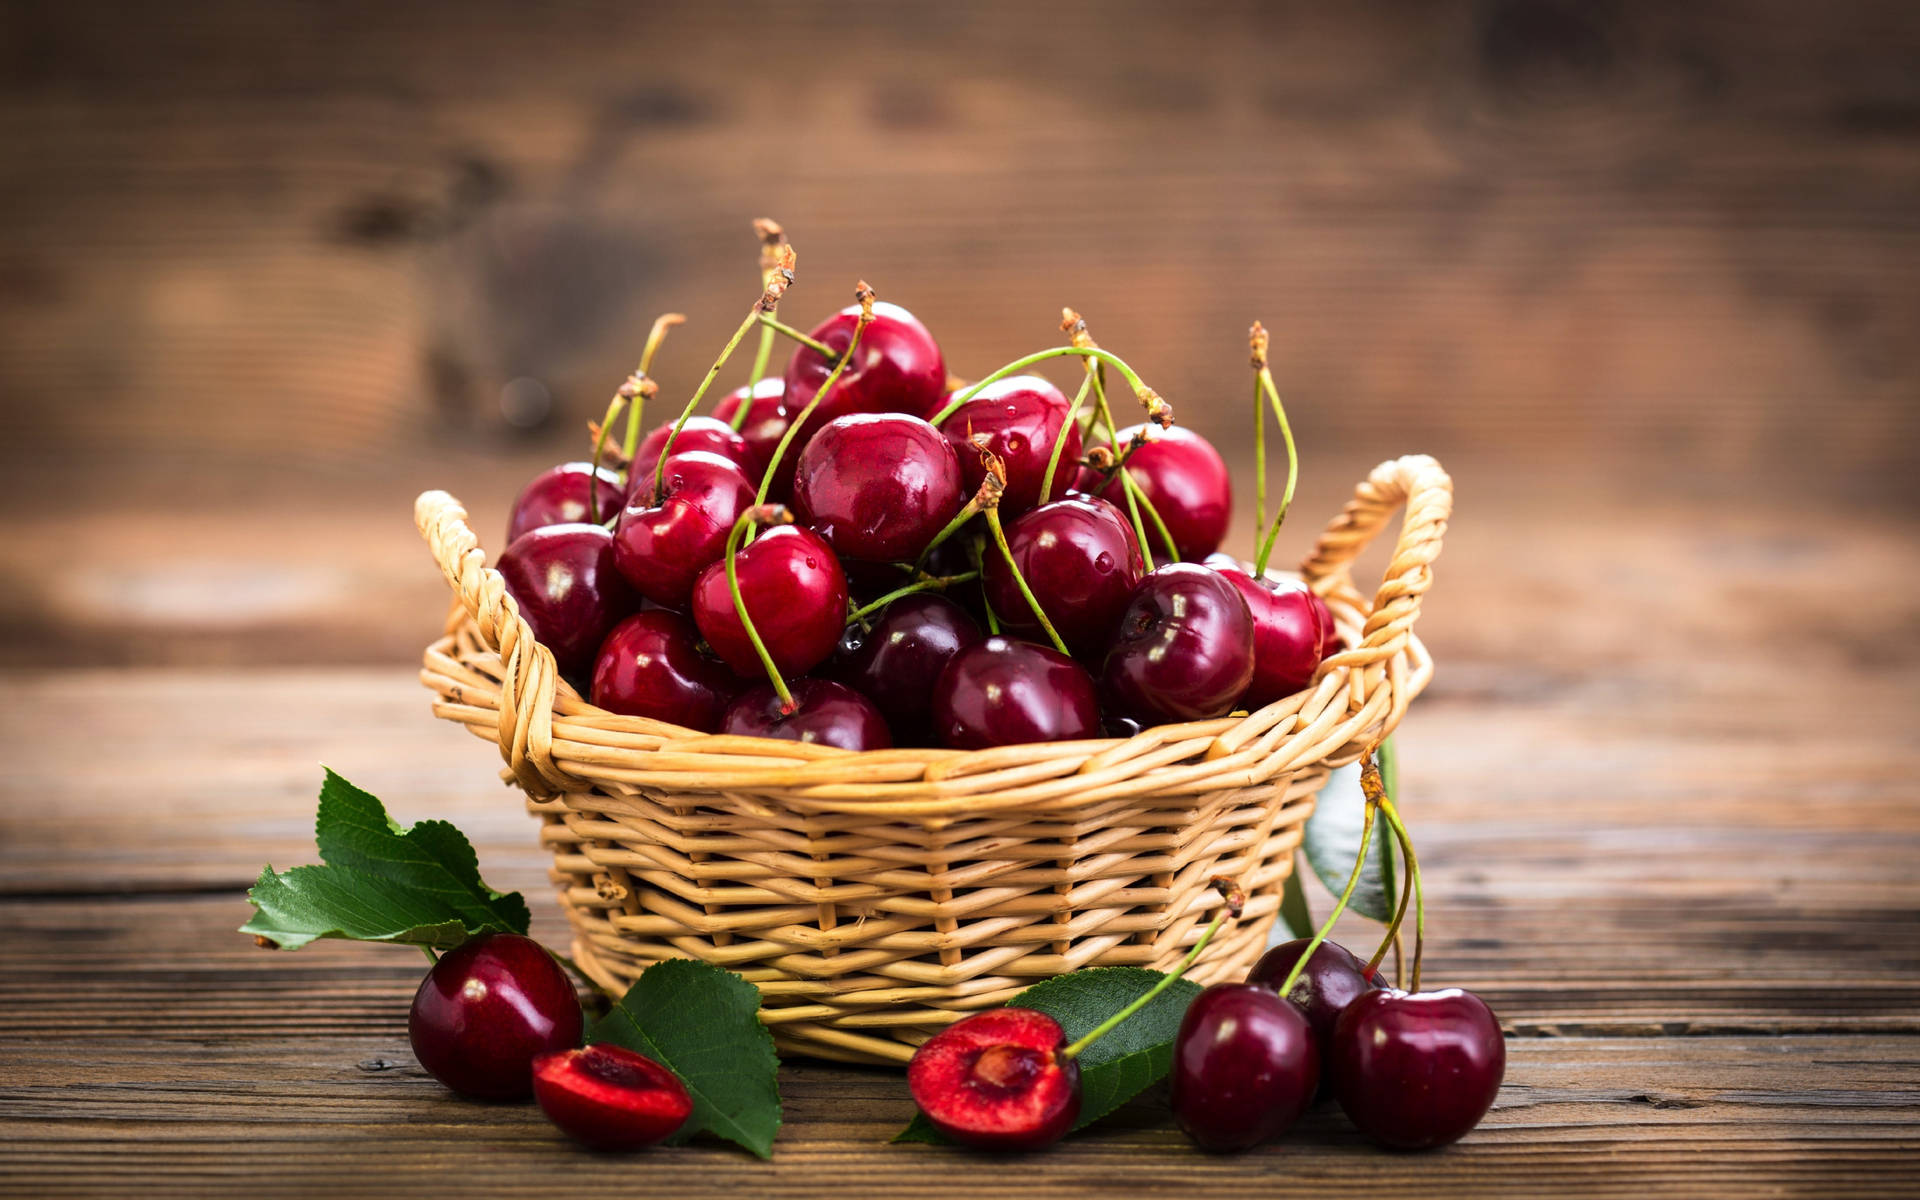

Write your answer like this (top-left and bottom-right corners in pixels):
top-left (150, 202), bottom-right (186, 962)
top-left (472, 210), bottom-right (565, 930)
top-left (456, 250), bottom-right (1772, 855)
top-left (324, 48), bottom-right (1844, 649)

top-left (913, 495), bottom-right (985, 570)
top-left (723, 509), bottom-right (794, 710)
top-left (588, 394), bottom-right (626, 522)
top-left (929, 346), bottom-right (1154, 429)
top-left (1365, 739), bottom-right (1409, 979)
top-left (846, 572), bottom-right (978, 626)
top-left (986, 506), bottom-right (1068, 655)
top-left (1121, 468), bottom-right (1179, 565)
top-left (754, 306), bottom-right (874, 507)
top-left (730, 326), bottom-right (777, 432)
top-left (1376, 793), bottom-right (1424, 992)
top-left (420, 946), bottom-right (439, 965)
top-left (758, 313), bottom-right (837, 359)
top-left (1275, 789), bottom-right (1377, 1001)
top-left (1038, 372), bottom-right (1095, 505)
top-left (1060, 880), bottom-right (1243, 1061)
top-left (1253, 371), bottom-right (1267, 535)
top-left (1251, 367), bottom-right (1298, 578)
top-left (656, 307), bottom-right (761, 496)
top-left (965, 535), bottom-right (1000, 635)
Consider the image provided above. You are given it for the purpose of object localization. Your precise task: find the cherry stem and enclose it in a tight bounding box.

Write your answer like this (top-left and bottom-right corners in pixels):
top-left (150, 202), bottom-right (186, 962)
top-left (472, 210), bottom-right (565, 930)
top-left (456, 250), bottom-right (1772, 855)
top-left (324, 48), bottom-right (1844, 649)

top-left (753, 285), bottom-right (876, 507)
top-left (656, 307), bottom-right (761, 495)
top-left (757, 313), bottom-right (838, 359)
top-left (723, 505), bottom-right (796, 710)
top-left (927, 345), bottom-right (1157, 429)
top-left (731, 326), bottom-right (777, 432)
top-left (1121, 467), bottom-right (1180, 566)
top-left (420, 946), bottom-right (439, 966)
top-left (965, 534), bottom-right (1001, 635)
top-left (729, 221), bottom-right (791, 431)
top-left (913, 493), bottom-right (987, 570)
top-left (1376, 792), bottom-right (1424, 992)
top-left (587, 394), bottom-right (627, 525)
top-left (1037, 371), bottom-right (1095, 504)
top-left (985, 506), bottom-right (1068, 656)
top-left (1251, 366), bottom-right (1298, 579)
top-left (620, 312), bottom-right (685, 467)
top-left (845, 571), bottom-right (979, 626)
top-left (1274, 762), bottom-right (1379, 1002)
top-left (1060, 877), bottom-right (1245, 1062)
top-left (1364, 740), bottom-right (1411, 980)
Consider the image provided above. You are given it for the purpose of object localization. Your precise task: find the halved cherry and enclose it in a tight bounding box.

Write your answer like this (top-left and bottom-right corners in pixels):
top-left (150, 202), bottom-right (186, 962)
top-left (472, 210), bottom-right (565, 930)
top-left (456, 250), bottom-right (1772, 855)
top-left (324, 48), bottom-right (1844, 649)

top-left (906, 1008), bottom-right (1081, 1151)
top-left (532, 1044), bottom-right (693, 1151)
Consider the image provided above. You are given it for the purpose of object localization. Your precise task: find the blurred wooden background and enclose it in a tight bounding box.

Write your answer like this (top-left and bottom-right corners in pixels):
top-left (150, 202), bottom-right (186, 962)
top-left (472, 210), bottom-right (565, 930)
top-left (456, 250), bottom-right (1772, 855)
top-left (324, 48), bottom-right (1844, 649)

top-left (1, 0), bottom-right (1916, 668)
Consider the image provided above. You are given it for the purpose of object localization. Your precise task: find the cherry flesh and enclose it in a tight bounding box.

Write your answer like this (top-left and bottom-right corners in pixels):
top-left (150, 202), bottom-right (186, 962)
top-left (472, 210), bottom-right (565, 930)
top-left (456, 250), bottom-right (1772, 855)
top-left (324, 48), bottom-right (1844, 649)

top-left (496, 523), bottom-right (638, 682)
top-left (907, 1008), bottom-right (1080, 1151)
top-left (1331, 987), bottom-right (1506, 1150)
top-left (793, 413), bottom-right (965, 563)
top-left (691, 524), bottom-right (849, 679)
top-left (1205, 555), bottom-right (1332, 707)
top-left (612, 450), bottom-right (757, 610)
top-left (711, 377), bottom-right (796, 497)
top-left (590, 610), bottom-right (741, 733)
top-left (408, 932), bottom-right (584, 1100)
top-left (982, 496), bottom-right (1143, 659)
top-left (632, 416), bottom-right (752, 485)
top-left (782, 300), bottom-right (947, 446)
top-left (1080, 424), bottom-right (1232, 561)
top-left (1248, 938), bottom-right (1379, 1091)
top-left (721, 678), bottom-right (892, 751)
top-left (1171, 982), bottom-right (1319, 1152)
top-left (506, 462), bottom-right (626, 545)
top-left (828, 594), bottom-right (982, 745)
top-left (1101, 563), bottom-right (1255, 723)
top-left (532, 1044), bottom-right (693, 1151)
top-left (940, 375), bottom-right (1080, 518)
top-left (931, 636), bottom-right (1101, 750)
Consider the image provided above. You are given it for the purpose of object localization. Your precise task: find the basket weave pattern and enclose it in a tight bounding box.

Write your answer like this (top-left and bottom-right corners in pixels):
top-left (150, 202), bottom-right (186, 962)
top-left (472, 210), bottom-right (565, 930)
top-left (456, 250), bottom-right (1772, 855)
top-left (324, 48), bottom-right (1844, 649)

top-left (416, 454), bottom-right (1451, 1064)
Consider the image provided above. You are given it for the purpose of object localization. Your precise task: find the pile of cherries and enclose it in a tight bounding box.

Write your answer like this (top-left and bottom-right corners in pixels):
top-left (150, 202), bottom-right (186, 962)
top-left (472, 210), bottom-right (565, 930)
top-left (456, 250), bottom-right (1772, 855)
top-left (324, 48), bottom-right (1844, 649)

top-left (496, 248), bottom-right (1337, 751)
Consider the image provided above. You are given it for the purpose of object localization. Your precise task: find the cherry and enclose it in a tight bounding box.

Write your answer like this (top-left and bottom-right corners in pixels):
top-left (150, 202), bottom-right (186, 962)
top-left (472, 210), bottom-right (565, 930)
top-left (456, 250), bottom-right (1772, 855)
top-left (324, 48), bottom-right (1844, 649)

top-left (792, 413), bottom-right (965, 563)
top-left (930, 636), bottom-right (1100, 750)
top-left (590, 610), bottom-right (741, 732)
top-left (1206, 557), bottom-right (1328, 708)
top-left (407, 932), bottom-right (584, 1100)
top-left (781, 300), bottom-right (946, 445)
top-left (533, 1044), bottom-right (693, 1151)
top-left (721, 677), bottom-right (892, 751)
top-left (940, 375), bottom-right (1080, 518)
top-left (1080, 425), bottom-right (1231, 561)
top-left (1170, 983), bottom-right (1319, 1152)
top-left (1101, 563), bottom-right (1255, 723)
top-left (711, 377), bottom-right (792, 489)
top-left (496, 524), bottom-right (638, 682)
top-left (1247, 938), bottom-right (1378, 1092)
top-left (828, 594), bottom-right (982, 745)
top-left (690, 524), bottom-right (848, 679)
top-left (612, 450), bottom-right (757, 610)
top-left (907, 1008), bottom-right (1081, 1151)
top-left (631, 415), bottom-right (752, 485)
top-left (981, 497), bottom-right (1143, 659)
top-left (1330, 987), bottom-right (1506, 1150)
top-left (506, 462), bottom-right (626, 544)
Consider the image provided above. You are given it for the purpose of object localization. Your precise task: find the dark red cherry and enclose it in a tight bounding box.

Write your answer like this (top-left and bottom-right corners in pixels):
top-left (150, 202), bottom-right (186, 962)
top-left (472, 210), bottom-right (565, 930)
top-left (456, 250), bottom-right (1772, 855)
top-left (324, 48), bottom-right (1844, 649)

top-left (1331, 988), bottom-right (1506, 1150)
top-left (612, 451), bottom-right (757, 610)
top-left (497, 523), bottom-right (638, 682)
top-left (931, 636), bottom-right (1101, 750)
top-left (711, 377), bottom-right (792, 490)
top-left (907, 1008), bottom-right (1081, 1151)
top-left (533, 1044), bottom-right (692, 1151)
top-left (507, 462), bottom-right (626, 544)
top-left (631, 416), bottom-right (752, 486)
top-left (1170, 983), bottom-right (1319, 1152)
top-left (828, 594), bottom-right (982, 745)
top-left (1247, 938), bottom-right (1378, 1087)
top-left (1080, 425), bottom-right (1231, 561)
top-left (1207, 559), bottom-right (1328, 708)
top-left (781, 300), bottom-right (947, 444)
top-left (590, 610), bottom-right (741, 732)
top-left (408, 932), bottom-right (584, 1100)
top-left (721, 678), bottom-right (892, 751)
top-left (792, 413), bottom-right (965, 563)
top-left (1101, 563), bottom-right (1255, 723)
top-left (940, 375), bottom-right (1080, 518)
top-left (690, 524), bottom-right (848, 679)
top-left (981, 496), bottom-right (1143, 659)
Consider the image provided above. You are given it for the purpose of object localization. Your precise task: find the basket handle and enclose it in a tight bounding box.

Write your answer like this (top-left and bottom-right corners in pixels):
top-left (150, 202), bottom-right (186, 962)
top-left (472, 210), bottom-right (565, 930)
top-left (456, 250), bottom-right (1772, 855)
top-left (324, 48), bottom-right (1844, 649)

top-left (415, 489), bottom-right (574, 796)
top-left (1298, 455), bottom-right (1452, 668)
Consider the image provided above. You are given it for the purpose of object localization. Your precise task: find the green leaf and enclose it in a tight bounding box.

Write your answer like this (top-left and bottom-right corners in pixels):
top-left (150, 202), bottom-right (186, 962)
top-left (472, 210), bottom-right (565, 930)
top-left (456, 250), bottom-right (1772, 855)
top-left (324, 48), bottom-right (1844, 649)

top-left (1301, 736), bottom-right (1400, 923)
top-left (591, 958), bottom-right (782, 1159)
top-left (240, 768), bottom-right (530, 950)
top-left (895, 966), bottom-right (1203, 1144)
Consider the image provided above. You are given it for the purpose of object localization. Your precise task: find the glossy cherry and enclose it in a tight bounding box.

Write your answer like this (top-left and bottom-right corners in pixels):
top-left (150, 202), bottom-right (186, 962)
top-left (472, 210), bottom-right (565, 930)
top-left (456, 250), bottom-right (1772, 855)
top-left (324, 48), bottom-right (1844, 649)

top-left (930, 637), bottom-right (1101, 750)
top-left (782, 300), bottom-right (947, 444)
top-left (507, 462), bottom-right (626, 544)
top-left (1248, 938), bottom-right (1378, 1089)
top-left (940, 375), bottom-right (1079, 518)
top-left (1170, 983), bottom-right (1319, 1152)
top-left (792, 413), bottom-right (965, 563)
top-left (711, 377), bottom-right (793, 490)
top-left (1080, 425), bottom-right (1232, 561)
top-left (532, 1044), bottom-right (693, 1151)
top-left (496, 523), bottom-right (638, 682)
top-left (690, 524), bottom-right (848, 679)
top-left (1331, 987), bottom-right (1506, 1150)
top-left (408, 932), bottom-right (584, 1100)
top-left (1206, 556), bottom-right (1329, 708)
top-left (721, 678), bottom-right (892, 751)
top-left (907, 1008), bottom-right (1081, 1151)
top-left (1101, 563), bottom-right (1255, 723)
top-left (828, 594), bottom-right (982, 745)
top-left (981, 496), bottom-right (1143, 659)
top-left (631, 416), bottom-right (753, 486)
top-left (590, 610), bottom-right (741, 732)
top-left (612, 450), bottom-right (757, 610)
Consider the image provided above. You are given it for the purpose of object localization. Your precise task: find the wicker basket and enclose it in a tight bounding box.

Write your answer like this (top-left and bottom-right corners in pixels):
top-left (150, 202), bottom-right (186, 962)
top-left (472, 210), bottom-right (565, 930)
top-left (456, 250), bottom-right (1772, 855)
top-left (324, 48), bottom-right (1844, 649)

top-left (415, 453), bottom-right (1450, 1065)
